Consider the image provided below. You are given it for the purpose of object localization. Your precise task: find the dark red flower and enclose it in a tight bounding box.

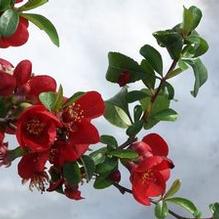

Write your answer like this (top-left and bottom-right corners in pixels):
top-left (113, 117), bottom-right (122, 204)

top-left (62, 91), bottom-right (104, 144)
top-left (0, 17), bottom-right (29, 48)
top-left (18, 152), bottom-right (49, 192)
top-left (118, 70), bottom-right (131, 87)
top-left (0, 70), bottom-right (16, 96)
top-left (16, 105), bottom-right (61, 152)
top-left (49, 140), bottom-right (89, 166)
top-left (64, 185), bottom-right (84, 200)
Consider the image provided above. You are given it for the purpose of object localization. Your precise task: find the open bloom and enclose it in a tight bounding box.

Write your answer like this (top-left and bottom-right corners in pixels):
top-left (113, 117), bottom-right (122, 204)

top-left (16, 105), bottom-right (61, 152)
top-left (62, 91), bottom-right (105, 144)
top-left (130, 133), bottom-right (174, 205)
top-left (0, 17), bottom-right (29, 48)
top-left (18, 152), bottom-right (49, 192)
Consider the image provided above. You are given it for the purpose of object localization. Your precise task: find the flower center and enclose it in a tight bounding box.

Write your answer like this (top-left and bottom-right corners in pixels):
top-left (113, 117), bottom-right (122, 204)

top-left (26, 119), bottom-right (46, 135)
top-left (64, 103), bottom-right (85, 123)
top-left (142, 169), bottom-right (155, 183)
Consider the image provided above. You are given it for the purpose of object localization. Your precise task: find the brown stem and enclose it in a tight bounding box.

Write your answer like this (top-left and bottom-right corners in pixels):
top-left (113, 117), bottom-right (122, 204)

top-left (118, 137), bottom-right (138, 149)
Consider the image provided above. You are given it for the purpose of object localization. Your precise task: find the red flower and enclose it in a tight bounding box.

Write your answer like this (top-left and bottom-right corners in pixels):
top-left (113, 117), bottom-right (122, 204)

top-left (62, 91), bottom-right (104, 144)
top-left (16, 105), bottom-right (61, 152)
top-left (0, 132), bottom-right (11, 167)
top-left (131, 156), bottom-right (173, 206)
top-left (18, 152), bottom-right (49, 192)
top-left (0, 17), bottom-right (29, 48)
top-left (49, 140), bottom-right (89, 166)
top-left (118, 70), bottom-right (131, 87)
top-left (0, 70), bottom-right (16, 96)
top-left (64, 185), bottom-right (83, 200)
top-left (130, 133), bottom-right (174, 205)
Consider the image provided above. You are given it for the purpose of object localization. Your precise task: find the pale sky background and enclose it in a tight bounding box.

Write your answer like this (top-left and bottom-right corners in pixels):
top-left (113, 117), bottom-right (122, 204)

top-left (1, 0), bottom-right (219, 218)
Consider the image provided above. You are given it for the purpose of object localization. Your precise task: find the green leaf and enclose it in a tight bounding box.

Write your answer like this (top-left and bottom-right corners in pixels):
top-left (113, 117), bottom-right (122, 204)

top-left (140, 59), bottom-right (156, 89)
top-left (39, 91), bottom-right (56, 111)
top-left (0, 0), bottom-right (11, 11)
top-left (183, 35), bottom-right (209, 58)
top-left (166, 197), bottom-right (200, 217)
top-left (81, 155), bottom-right (95, 182)
top-left (89, 147), bottom-right (107, 165)
top-left (209, 203), bottom-right (219, 219)
top-left (153, 30), bottom-right (183, 60)
top-left (63, 161), bottom-right (81, 186)
top-left (165, 82), bottom-right (175, 100)
top-left (100, 135), bottom-right (118, 149)
top-left (96, 157), bottom-right (118, 174)
top-left (109, 149), bottom-right (138, 160)
top-left (18, 0), bottom-right (48, 11)
top-left (163, 179), bottom-right (181, 199)
top-left (140, 44), bottom-right (163, 75)
top-left (167, 60), bottom-right (189, 79)
top-left (94, 175), bottom-right (113, 189)
top-left (21, 13), bottom-right (59, 46)
top-left (154, 109), bottom-right (178, 122)
top-left (106, 52), bottom-right (143, 84)
top-left (63, 91), bottom-right (85, 108)
top-left (183, 58), bottom-right (208, 97)
top-left (8, 147), bottom-right (27, 162)
top-left (53, 85), bottom-right (64, 112)
top-left (126, 120), bottom-right (143, 137)
top-left (134, 105), bottom-right (143, 122)
top-left (127, 90), bottom-right (148, 103)
top-left (155, 201), bottom-right (169, 219)
top-left (104, 102), bottom-right (131, 128)
top-left (182, 6), bottom-right (202, 35)
top-left (0, 9), bottom-right (19, 36)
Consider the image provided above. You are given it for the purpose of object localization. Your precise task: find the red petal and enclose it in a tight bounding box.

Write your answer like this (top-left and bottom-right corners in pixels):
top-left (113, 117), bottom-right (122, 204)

top-left (18, 152), bottom-right (48, 179)
top-left (16, 0), bottom-right (23, 3)
top-left (142, 133), bottom-right (169, 157)
top-left (64, 186), bottom-right (84, 201)
top-left (76, 91), bottom-right (105, 119)
top-left (69, 120), bottom-right (100, 144)
top-left (0, 71), bottom-right (16, 96)
top-left (14, 60), bottom-right (32, 87)
top-left (131, 141), bottom-right (152, 157)
top-left (7, 18), bottom-right (29, 47)
top-left (27, 75), bottom-right (57, 98)
top-left (0, 38), bottom-right (10, 48)
top-left (0, 58), bottom-right (13, 68)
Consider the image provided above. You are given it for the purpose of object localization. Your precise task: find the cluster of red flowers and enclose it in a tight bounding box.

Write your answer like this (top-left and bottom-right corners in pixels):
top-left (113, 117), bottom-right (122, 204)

top-left (0, 0), bottom-right (29, 48)
top-left (129, 134), bottom-right (174, 205)
top-left (0, 58), bottom-right (105, 199)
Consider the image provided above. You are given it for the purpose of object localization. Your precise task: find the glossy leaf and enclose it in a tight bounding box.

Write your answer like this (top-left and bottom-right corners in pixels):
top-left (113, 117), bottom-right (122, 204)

top-left (39, 91), bottom-right (56, 111)
top-left (81, 155), bottom-right (95, 182)
top-left (126, 120), bottom-right (143, 137)
top-left (109, 149), bottom-right (138, 160)
top-left (154, 109), bottom-right (178, 122)
top-left (53, 85), bottom-right (64, 112)
top-left (166, 197), bottom-right (200, 217)
top-left (140, 44), bottom-right (163, 75)
top-left (165, 82), bottom-right (175, 100)
top-left (18, 0), bottom-right (48, 11)
top-left (0, 0), bottom-right (11, 11)
top-left (183, 58), bottom-right (208, 97)
top-left (127, 90), bottom-right (148, 103)
top-left (134, 105), bottom-right (143, 122)
top-left (106, 52), bottom-right (143, 84)
top-left (89, 147), bottom-right (107, 165)
top-left (96, 157), bottom-right (118, 174)
top-left (100, 135), bottom-right (118, 149)
top-left (0, 9), bottom-right (19, 36)
top-left (163, 179), bottom-right (181, 199)
top-left (21, 13), bottom-right (60, 46)
top-left (182, 6), bottom-right (202, 35)
top-left (155, 201), bottom-right (169, 219)
top-left (63, 161), bottom-right (81, 186)
top-left (94, 175), bottom-right (113, 189)
top-left (209, 203), bottom-right (219, 219)
top-left (153, 30), bottom-right (183, 60)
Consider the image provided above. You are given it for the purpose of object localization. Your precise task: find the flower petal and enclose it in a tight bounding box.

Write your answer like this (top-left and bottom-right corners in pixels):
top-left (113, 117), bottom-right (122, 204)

top-left (0, 70), bottom-right (16, 96)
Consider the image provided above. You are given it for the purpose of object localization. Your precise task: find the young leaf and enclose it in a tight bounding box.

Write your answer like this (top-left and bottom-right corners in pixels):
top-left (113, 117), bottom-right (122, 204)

top-left (0, 9), bottom-right (19, 36)
top-left (155, 201), bottom-right (169, 219)
top-left (163, 179), bottom-right (181, 199)
top-left (109, 149), bottom-right (139, 160)
top-left (63, 161), bottom-right (81, 186)
top-left (81, 155), bottom-right (95, 182)
top-left (182, 6), bottom-right (202, 35)
top-left (153, 109), bottom-right (178, 122)
top-left (166, 197), bottom-right (200, 217)
top-left (140, 44), bottom-right (163, 75)
top-left (153, 30), bottom-right (183, 60)
top-left (18, 0), bottom-right (48, 11)
top-left (21, 13), bottom-right (60, 46)
top-left (0, 0), bottom-right (11, 11)
top-left (53, 85), bottom-right (64, 112)
top-left (106, 52), bottom-right (143, 84)
top-left (183, 58), bottom-right (208, 97)
top-left (89, 147), bottom-right (107, 165)
top-left (39, 91), bottom-right (56, 111)
top-left (100, 135), bottom-right (118, 149)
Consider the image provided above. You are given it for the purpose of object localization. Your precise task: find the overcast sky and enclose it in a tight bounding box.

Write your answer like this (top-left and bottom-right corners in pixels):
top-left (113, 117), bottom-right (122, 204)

top-left (1, 0), bottom-right (219, 218)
